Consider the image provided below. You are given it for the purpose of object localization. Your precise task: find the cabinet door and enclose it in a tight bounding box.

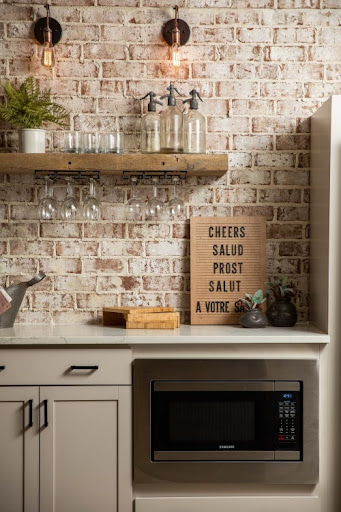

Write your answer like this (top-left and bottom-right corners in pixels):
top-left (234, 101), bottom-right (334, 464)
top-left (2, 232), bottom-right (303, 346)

top-left (0, 386), bottom-right (39, 512)
top-left (40, 385), bottom-right (131, 512)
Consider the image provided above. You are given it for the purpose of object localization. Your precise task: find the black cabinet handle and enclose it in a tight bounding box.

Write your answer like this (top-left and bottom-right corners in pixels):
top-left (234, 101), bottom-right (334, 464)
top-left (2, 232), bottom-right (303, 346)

top-left (28, 399), bottom-right (33, 427)
top-left (43, 399), bottom-right (48, 427)
top-left (0, 365), bottom-right (5, 370)
top-left (70, 365), bottom-right (99, 371)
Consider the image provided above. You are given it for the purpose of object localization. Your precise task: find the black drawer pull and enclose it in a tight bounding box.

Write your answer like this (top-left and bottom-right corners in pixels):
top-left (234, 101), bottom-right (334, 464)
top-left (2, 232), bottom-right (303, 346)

top-left (28, 399), bottom-right (33, 427)
top-left (0, 365), bottom-right (5, 371)
top-left (43, 399), bottom-right (48, 428)
top-left (70, 365), bottom-right (99, 371)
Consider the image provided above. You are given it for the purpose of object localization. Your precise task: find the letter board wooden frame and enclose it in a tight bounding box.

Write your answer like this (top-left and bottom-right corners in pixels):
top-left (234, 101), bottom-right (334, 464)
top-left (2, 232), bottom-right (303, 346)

top-left (190, 216), bottom-right (267, 325)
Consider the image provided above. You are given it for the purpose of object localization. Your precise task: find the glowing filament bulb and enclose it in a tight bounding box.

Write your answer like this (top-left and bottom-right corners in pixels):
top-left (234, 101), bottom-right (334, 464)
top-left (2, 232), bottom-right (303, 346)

top-left (41, 24), bottom-right (55, 68)
top-left (172, 25), bottom-right (181, 68)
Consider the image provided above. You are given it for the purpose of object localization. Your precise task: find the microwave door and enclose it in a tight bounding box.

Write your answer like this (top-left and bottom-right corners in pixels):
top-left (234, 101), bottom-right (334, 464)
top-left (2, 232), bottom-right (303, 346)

top-left (151, 381), bottom-right (276, 462)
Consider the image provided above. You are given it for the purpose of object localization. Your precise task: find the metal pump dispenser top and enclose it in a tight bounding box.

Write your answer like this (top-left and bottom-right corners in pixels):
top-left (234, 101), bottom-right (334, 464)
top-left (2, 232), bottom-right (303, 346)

top-left (183, 89), bottom-right (203, 110)
top-left (140, 91), bottom-right (163, 112)
top-left (160, 83), bottom-right (182, 106)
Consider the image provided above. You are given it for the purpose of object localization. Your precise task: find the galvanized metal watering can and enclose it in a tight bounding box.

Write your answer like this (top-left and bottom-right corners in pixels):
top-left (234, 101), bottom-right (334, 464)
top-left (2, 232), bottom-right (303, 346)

top-left (0, 272), bottom-right (46, 328)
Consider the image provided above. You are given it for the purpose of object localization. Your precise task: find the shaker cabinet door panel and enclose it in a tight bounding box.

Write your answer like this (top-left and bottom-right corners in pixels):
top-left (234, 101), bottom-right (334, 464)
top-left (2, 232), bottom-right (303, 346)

top-left (0, 387), bottom-right (39, 512)
top-left (40, 386), bottom-right (128, 512)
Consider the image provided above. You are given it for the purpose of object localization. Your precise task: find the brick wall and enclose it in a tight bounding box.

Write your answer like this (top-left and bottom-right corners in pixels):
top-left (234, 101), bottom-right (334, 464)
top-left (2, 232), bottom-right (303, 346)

top-left (1, 0), bottom-right (340, 325)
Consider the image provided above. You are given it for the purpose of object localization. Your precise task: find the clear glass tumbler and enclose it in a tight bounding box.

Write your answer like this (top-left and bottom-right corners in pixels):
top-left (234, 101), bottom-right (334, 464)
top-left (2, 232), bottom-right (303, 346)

top-left (64, 131), bottom-right (83, 153)
top-left (104, 132), bottom-right (124, 154)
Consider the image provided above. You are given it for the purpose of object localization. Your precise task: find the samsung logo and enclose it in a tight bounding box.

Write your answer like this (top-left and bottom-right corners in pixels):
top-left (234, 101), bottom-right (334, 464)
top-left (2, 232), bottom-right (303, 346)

top-left (219, 445), bottom-right (235, 450)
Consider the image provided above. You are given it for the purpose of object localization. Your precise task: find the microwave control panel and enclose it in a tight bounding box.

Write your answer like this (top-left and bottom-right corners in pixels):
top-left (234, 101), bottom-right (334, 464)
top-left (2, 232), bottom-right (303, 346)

top-left (275, 390), bottom-right (301, 450)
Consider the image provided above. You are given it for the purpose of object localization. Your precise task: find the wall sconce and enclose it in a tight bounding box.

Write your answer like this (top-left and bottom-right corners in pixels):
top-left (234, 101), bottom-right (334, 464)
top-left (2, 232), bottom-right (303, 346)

top-left (34, 3), bottom-right (62, 68)
top-left (162, 6), bottom-right (190, 67)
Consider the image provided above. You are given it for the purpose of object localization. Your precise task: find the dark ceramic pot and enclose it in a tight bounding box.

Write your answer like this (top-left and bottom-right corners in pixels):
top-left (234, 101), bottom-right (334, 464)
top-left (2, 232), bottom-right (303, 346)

top-left (266, 297), bottom-right (298, 327)
top-left (239, 309), bottom-right (268, 328)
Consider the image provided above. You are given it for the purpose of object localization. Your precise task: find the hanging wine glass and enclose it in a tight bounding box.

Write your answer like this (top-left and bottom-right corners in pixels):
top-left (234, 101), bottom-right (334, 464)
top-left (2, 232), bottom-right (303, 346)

top-left (61, 178), bottom-right (79, 220)
top-left (168, 175), bottom-right (185, 218)
top-left (125, 176), bottom-right (143, 221)
top-left (83, 178), bottom-right (101, 220)
top-left (38, 176), bottom-right (58, 220)
top-left (145, 177), bottom-right (164, 220)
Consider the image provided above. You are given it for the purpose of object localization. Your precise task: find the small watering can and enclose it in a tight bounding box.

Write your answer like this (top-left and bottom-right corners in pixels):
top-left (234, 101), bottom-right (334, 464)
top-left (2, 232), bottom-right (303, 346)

top-left (0, 272), bottom-right (46, 328)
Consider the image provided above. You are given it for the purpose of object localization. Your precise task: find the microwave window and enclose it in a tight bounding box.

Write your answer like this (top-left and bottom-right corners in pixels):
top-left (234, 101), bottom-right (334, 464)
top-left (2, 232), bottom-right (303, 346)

top-left (169, 400), bottom-right (255, 442)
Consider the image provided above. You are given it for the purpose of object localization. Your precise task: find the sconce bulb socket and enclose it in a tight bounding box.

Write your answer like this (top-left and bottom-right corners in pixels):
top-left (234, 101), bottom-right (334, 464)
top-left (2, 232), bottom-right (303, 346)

top-left (162, 18), bottom-right (190, 47)
top-left (34, 17), bottom-right (62, 46)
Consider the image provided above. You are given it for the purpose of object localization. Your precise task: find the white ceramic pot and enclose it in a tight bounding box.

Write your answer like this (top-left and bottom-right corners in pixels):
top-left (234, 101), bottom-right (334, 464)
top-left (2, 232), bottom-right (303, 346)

top-left (19, 129), bottom-right (46, 153)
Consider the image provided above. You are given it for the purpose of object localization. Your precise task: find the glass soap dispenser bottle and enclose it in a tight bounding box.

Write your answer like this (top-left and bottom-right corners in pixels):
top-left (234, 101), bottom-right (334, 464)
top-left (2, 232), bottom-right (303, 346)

top-left (183, 89), bottom-right (206, 154)
top-left (140, 92), bottom-right (163, 153)
top-left (160, 83), bottom-right (183, 153)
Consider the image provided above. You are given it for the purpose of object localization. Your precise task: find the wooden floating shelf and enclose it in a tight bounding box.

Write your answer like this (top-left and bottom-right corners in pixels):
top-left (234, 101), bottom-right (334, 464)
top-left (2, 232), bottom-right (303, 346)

top-left (0, 153), bottom-right (227, 177)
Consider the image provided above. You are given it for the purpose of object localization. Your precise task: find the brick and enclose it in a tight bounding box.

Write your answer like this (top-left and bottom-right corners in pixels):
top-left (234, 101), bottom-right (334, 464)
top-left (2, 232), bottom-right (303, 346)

top-left (127, 223), bottom-right (171, 239)
top-left (121, 292), bottom-right (164, 307)
top-left (52, 311), bottom-right (97, 325)
top-left (216, 10), bottom-right (259, 25)
top-left (56, 240), bottom-right (99, 257)
top-left (192, 27), bottom-right (234, 44)
top-left (305, 82), bottom-right (341, 99)
top-left (267, 224), bottom-right (303, 239)
top-left (76, 293), bottom-right (119, 309)
top-left (16, 311), bottom-right (52, 324)
top-left (228, 152), bottom-right (252, 169)
top-left (102, 240), bottom-right (143, 257)
top-left (277, 100), bottom-right (320, 117)
top-left (230, 169), bottom-right (271, 186)
top-left (233, 135), bottom-right (273, 151)
top-left (10, 240), bottom-right (53, 256)
top-left (233, 205), bottom-right (274, 221)
top-left (268, 258), bottom-right (301, 275)
top-left (183, 187), bottom-right (214, 204)
top-left (56, 61), bottom-right (100, 78)
top-left (81, 7), bottom-right (125, 23)
top-left (63, 24), bottom-right (99, 42)
top-left (231, 0), bottom-right (274, 5)
top-left (264, 46), bottom-right (306, 62)
top-left (164, 292), bottom-right (190, 309)
top-left (207, 134), bottom-right (230, 152)
top-left (0, 185), bottom-right (34, 202)
top-left (219, 45), bottom-right (262, 62)
top-left (102, 61), bottom-right (145, 79)
top-left (173, 258), bottom-right (190, 274)
top-left (0, 5), bottom-right (33, 20)
top-left (324, 0), bottom-right (341, 6)
top-left (82, 258), bottom-right (125, 273)
top-left (192, 63), bottom-right (234, 80)
top-left (146, 241), bottom-right (188, 257)
top-left (83, 223), bottom-right (124, 239)
top-left (274, 170), bottom-right (309, 186)
top-left (237, 27), bottom-right (272, 43)
top-left (232, 99), bottom-right (275, 115)
top-left (278, 0), bottom-right (320, 6)
top-left (98, 0), bottom-right (138, 4)
top-left (97, 276), bottom-right (140, 292)
top-left (260, 82), bottom-right (302, 99)
top-left (186, 0), bottom-right (228, 6)
top-left (0, 257), bottom-right (37, 274)
top-left (146, 63), bottom-right (190, 80)
top-left (252, 117), bottom-right (296, 134)
top-left (309, 46), bottom-right (341, 62)
top-left (55, 276), bottom-right (96, 292)
top-left (208, 117), bottom-right (249, 133)
top-left (276, 135), bottom-right (310, 151)
top-left (0, 205), bottom-right (8, 220)
top-left (39, 258), bottom-right (81, 274)
top-left (128, 258), bottom-right (172, 274)
top-left (83, 43), bottom-right (126, 60)
top-left (280, 63), bottom-right (323, 81)
top-left (0, 222), bottom-right (38, 239)
top-left (274, 28), bottom-right (316, 44)
top-left (261, 10), bottom-right (303, 26)
top-left (143, 276), bottom-right (184, 291)
top-left (40, 223), bottom-right (82, 239)
top-left (129, 44), bottom-right (171, 61)
top-left (259, 189), bottom-right (301, 203)
top-left (277, 206), bottom-right (309, 221)
top-left (0, 241), bottom-right (7, 254)
top-left (326, 64), bottom-right (341, 81)
top-left (279, 242), bottom-right (310, 256)
top-left (218, 187), bottom-right (257, 203)
top-left (236, 63), bottom-right (278, 80)
top-left (33, 293), bottom-right (74, 309)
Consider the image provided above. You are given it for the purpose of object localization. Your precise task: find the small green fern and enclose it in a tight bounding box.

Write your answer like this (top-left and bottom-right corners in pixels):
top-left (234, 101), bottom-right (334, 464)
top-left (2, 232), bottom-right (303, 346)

top-left (0, 76), bottom-right (69, 129)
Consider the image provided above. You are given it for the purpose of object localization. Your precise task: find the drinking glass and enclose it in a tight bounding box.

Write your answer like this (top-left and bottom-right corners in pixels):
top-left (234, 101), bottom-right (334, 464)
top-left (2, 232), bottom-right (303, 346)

top-left (83, 178), bottom-right (101, 221)
top-left (104, 132), bottom-right (124, 154)
top-left (61, 178), bottom-right (79, 220)
top-left (64, 131), bottom-right (83, 153)
top-left (145, 177), bottom-right (164, 220)
top-left (83, 132), bottom-right (103, 153)
top-left (125, 176), bottom-right (143, 221)
top-left (168, 176), bottom-right (185, 218)
top-left (38, 177), bottom-right (58, 220)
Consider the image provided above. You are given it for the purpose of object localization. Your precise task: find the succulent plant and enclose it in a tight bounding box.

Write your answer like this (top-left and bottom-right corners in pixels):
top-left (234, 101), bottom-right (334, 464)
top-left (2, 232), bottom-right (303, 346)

top-left (266, 278), bottom-right (296, 300)
top-left (238, 289), bottom-right (266, 311)
top-left (0, 76), bottom-right (69, 129)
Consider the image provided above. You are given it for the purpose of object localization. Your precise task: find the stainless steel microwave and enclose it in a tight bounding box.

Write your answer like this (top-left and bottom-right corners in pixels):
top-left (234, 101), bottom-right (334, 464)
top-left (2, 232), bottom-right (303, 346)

top-left (133, 359), bottom-right (319, 484)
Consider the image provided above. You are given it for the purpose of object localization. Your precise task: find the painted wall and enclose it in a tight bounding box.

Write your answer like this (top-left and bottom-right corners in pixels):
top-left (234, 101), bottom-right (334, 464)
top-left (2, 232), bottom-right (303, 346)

top-left (0, 1), bottom-right (340, 324)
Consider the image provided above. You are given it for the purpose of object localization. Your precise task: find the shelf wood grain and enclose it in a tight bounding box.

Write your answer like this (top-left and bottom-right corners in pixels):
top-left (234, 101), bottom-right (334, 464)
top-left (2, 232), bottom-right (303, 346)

top-left (0, 153), bottom-right (227, 176)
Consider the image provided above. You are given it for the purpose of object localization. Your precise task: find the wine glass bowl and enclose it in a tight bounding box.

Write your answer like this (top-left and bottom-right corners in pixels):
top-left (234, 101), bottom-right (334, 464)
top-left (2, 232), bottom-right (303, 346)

top-left (145, 178), bottom-right (164, 220)
top-left (168, 176), bottom-right (185, 218)
top-left (125, 176), bottom-right (143, 221)
top-left (61, 178), bottom-right (79, 220)
top-left (83, 178), bottom-right (101, 220)
top-left (38, 177), bottom-right (58, 220)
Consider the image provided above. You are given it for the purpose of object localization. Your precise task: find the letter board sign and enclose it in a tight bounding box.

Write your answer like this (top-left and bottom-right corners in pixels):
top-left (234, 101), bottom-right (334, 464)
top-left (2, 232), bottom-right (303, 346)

top-left (190, 216), bottom-right (267, 325)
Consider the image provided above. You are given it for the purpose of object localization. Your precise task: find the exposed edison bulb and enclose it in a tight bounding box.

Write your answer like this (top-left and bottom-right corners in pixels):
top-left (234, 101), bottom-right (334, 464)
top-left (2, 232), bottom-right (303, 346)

top-left (172, 43), bottom-right (181, 67)
top-left (42, 44), bottom-right (55, 68)
top-left (41, 27), bottom-right (55, 68)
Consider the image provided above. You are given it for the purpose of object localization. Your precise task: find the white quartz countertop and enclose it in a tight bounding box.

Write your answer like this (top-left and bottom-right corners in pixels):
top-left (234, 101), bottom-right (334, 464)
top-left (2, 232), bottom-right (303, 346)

top-left (0, 323), bottom-right (329, 345)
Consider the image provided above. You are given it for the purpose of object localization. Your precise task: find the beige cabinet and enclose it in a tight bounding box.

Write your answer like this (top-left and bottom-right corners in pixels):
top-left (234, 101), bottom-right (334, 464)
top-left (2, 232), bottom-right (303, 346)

top-left (0, 349), bottom-right (132, 512)
top-left (0, 387), bottom-right (39, 512)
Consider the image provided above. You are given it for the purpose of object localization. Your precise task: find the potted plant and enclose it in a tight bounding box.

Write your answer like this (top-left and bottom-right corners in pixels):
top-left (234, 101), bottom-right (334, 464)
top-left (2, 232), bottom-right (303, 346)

top-left (266, 278), bottom-right (298, 327)
top-left (237, 289), bottom-right (267, 328)
top-left (0, 76), bottom-right (69, 153)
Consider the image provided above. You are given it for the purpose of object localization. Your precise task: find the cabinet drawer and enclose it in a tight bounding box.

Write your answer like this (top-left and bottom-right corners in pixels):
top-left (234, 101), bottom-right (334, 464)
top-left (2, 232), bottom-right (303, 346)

top-left (0, 348), bottom-right (132, 385)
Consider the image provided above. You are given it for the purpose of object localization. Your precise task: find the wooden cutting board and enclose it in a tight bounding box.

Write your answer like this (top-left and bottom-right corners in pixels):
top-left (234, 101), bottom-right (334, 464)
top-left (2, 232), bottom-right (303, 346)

top-left (103, 306), bottom-right (179, 329)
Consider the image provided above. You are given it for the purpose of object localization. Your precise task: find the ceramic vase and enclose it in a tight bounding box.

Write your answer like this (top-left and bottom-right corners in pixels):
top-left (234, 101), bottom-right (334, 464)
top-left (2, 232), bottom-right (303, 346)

top-left (239, 309), bottom-right (268, 328)
top-left (19, 129), bottom-right (45, 153)
top-left (266, 297), bottom-right (298, 327)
